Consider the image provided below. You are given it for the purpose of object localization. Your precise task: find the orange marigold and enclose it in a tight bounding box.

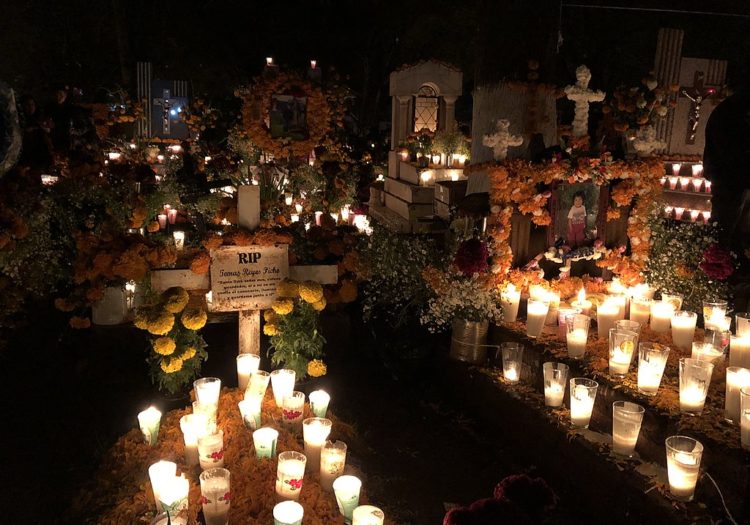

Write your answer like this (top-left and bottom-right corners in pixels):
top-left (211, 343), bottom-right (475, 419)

top-left (70, 316), bottom-right (91, 329)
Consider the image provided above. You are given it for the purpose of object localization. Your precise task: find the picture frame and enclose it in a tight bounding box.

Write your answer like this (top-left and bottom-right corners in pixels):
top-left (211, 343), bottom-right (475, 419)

top-left (547, 182), bottom-right (609, 249)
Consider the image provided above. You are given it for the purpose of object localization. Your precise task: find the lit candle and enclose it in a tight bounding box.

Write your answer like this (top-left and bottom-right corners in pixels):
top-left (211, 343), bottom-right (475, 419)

top-left (650, 301), bottom-right (675, 333)
top-left (668, 176), bottom-right (679, 190)
top-left (168, 208), bottom-right (178, 225)
top-left (431, 153), bottom-right (441, 165)
top-left (310, 59), bottom-right (317, 69)
top-left (609, 329), bottom-right (638, 377)
top-left (571, 288), bottom-right (592, 316)
top-left (180, 413), bottom-right (209, 465)
top-left (273, 501), bottom-right (304, 525)
top-left (282, 391), bottom-right (306, 429)
top-left (309, 389), bottom-right (330, 418)
top-left (674, 207), bottom-right (685, 220)
top-left (671, 163), bottom-right (681, 176)
top-left (692, 164), bottom-right (703, 177)
top-left (172, 231), bottom-right (185, 251)
top-left (557, 307), bottom-right (581, 341)
top-left (691, 178), bottom-right (703, 192)
top-left (352, 505), bottom-right (385, 525)
top-left (158, 474), bottom-right (189, 519)
top-left (199, 467), bottom-right (231, 525)
top-left (596, 300), bottom-right (619, 339)
top-left (295, 203), bottom-right (303, 214)
top-left (270, 369), bottom-right (296, 406)
top-left (315, 211), bottom-right (323, 226)
top-left (500, 283), bottom-right (521, 323)
top-left (543, 362), bottom-right (569, 407)
top-left (526, 299), bottom-right (549, 338)
top-left (679, 358), bottom-right (714, 415)
top-left (148, 461), bottom-right (177, 512)
top-left (320, 440), bottom-right (347, 491)
top-left (157, 214), bottom-right (167, 229)
top-left (266, 57), bottom-right (273, 66)
top-left (331, 212), bottom-right (339, 223)
top-left (704, 180), bottom-right (712, 193)
top-left (253, 427), bottom-right (278, 459)
top-left (703, 300), bottom-right (730, 330)
top-left (544, 291), bottom-right (561, 325)
top-left (730, 334), bottom-right (750, 368)
top-left (501, 342), bottom-right (523, 384)
top-left (238, 396), bottom-right (262, 430)
top-left (276, 451), bottom-right (307, 501)
top-left (741, 388), bottom-right (750, 450)
top-left (247, 370), bottom-right (271, 398)
top-left (290, 214), bottom-right (299, 223)
top-left (725, 367), bottom-right (750, 423)
top-left (570, 378), bottom-right (598, 429)
top-left (736, 313), bottom-right (750, 337)
top-left (333, 475), bottom-right (362, 522)
top-left (194, 377), bottom-right (221, 423)
top-left (340, 206), bottom-right (351, 223)
top-left (670, 311), bottom-right (697, 350)
top-left (303, 417), bottom-right (332, 471)
top-left (137, 406), bottom-right (162, 446)
top-left (420, 170), bottom-right (434, 186)
top-left (665, 436), bottom-right (703, 501)
top-left (566, 314), bottom-right (590, 360)
top-left (612, 401), bottom-right (644, 457)
top-left (664, 205), bottom-right (674, 218)
top-left (637, 343), bottom-right (670, 396)
top-left (285, 193), bottom-right (293, 206)
top-left (198, 430), bottom-right (225, 470)
top-left (398, 149), bottom-right (409, 162)
top-left (609, 293), bottom-right (628, 321)
top-left (691, 342), bottom-right (723, 364)
top-left (662, 293), bottom-right (684, 311)
top-left (702, 210), bottom-right (711, 222)
top-left (679, 177), bottom-right (691, 190)
top-left (236, 354), bottom-right (261, 391)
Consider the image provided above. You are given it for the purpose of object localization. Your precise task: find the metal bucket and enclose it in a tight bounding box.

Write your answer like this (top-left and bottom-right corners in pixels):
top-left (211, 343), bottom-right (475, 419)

top-left (450, 318), bottom-right (490, 364)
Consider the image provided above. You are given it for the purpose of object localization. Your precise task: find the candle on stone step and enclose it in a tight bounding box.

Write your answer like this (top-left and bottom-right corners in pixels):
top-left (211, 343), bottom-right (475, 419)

top-left (180, 413), bottom-right (209, 466)
top-left (303, 417), bottom-right (332, 472)
top-left (148, 460), bottom-right (177, 512)
top-left (273, 501), bottom-right (304, 525)
top-left (569, 378), bottom-right (598, 429)
top-left (236, 353), bottom-right (261, 391)
top-left (596, 300), bottom-right (619, 339)
top-left (253, 427), bottom-right (278, 459)
top-left (612, 401), bottom-right (644, 457)
top-left (526, 299), bottom-right (549, 339)
top-left (608, 329), bottom-right (638, 377)
top-left (543, 362), bottom-right (569, 407)
top-left (558, 307), bottom-right (581, 341)
top-left (650, 301), bottom-right (675, 333)
top-left (501, 342), bottom-right (523, 384)
top-left (138, 406), bottom-right (162, 447)
top-left (320, 440), bottom-right (347, 491)
top-left (671, 311), bottom-right (697, 351)
top-left (637, 343), bottom-right (670, 396)
top-left (172, 231), bottom-right (185, 251)
top-left (157, 214), bottom-right (167, 229)
top-left (333, 475), bottom-right (362, 522)
top-left (671, 163), bottom-right (681, 176)
top-left (285, 193), bottom-right (293, 206)
top-left (571, 288), bottom-right (592, 316)
top-left (290, 214), bottom-right (299, 223)
top-left (730, 334), bottom-right (750, 369)
top-left (276, 451), bottom-right (307, 501)
top-left (679, 358), bottom-right (714, 415)
top-left (665, 436), bottom-right (703, 502)
top-left (309, 389), bottom-right (330, 418)
top-left (725, 367), bottom-right (750, 423)
top-left (565, 314), bottom-right (590, 360)
top-left (270, 369), bottom-right (296, 406)
top-left (500, 283), bottom-right (521, 323)
top-left (314, 211), bottom-right (323, 226)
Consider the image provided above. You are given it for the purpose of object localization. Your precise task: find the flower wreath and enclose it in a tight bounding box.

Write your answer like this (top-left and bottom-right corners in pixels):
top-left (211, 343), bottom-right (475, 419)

top-left (237, 72), bottom-right (333, 160)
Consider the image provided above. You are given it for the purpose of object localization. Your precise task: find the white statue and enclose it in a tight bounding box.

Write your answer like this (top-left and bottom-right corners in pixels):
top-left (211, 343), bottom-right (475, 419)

top-left (564, 65), bottom-right (605, 138)
top-left (482, 119), bottom-right (523, 161)
top-left (632, 125), bottom-right (667, 157)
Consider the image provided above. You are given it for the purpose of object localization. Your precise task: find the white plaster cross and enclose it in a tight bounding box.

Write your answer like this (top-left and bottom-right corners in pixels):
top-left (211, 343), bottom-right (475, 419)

top-left (482, 119), bottom-right (523, 161)
top-left (564, 65), bottom-right (605, 138)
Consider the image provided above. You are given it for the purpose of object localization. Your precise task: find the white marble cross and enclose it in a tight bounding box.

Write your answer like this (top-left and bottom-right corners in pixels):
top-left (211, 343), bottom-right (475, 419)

top-left (564, 65), bottom-right (605, 138)
top-left (482, 119), bottom-right (523, 161)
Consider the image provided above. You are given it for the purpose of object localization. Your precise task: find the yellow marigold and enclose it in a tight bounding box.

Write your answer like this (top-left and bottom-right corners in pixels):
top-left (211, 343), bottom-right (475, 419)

top-left (299, 281), bottom-right (324, 303)
top-left (307, 359), bottom-right (327, 377)
top-left (162, 287), bottom-right (190, 313)
top-left (160, 357), bottom-right (183, 374)
top-left (181, 346), bottom-right (197, 360)
top-left (263, 323), bottom-right (278, 336)
top-left (312, 297), bottom-right (327, 311)
top-left (181, 307), bottom-right (207, 331)
top-left (133, 310), bottom-right (148, 330)
top-left (263, 310), bottom-right (277, 323)
top-left (146, 312), bottom-right (174, 336)
top-left (272, 298), bottom-right (294, 315)
top-left (153, 337), bottom-right (176, 356)
top-left (277, 279), bottom-right (300, 298)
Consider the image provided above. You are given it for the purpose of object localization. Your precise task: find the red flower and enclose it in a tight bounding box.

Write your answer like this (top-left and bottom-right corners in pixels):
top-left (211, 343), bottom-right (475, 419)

top-left (219, 491), bottom-right (231, 502)
top-left (699, 244), bottom-right (734, 280)
top-left (210, 449), bottom-right (224, 461)
top-left (199, 495), bottom-right (211, 505)
top-left (283, 409), bottom-right (302, 420)
top-left (285, 478), bottom-right (304, 490)
top-left (454, 238), bottom-right (489, 275)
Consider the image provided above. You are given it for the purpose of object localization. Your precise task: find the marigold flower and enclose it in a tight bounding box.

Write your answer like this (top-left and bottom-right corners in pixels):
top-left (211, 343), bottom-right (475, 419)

top-left (162, 287), bottom-right (190, 313)
top-left (299, 281), bottom-right (324, 303)
top-left (277, 279), bottom-right (300, 298)
top-left (181, 307), bottom-right (207, 331)
top-left (160, 357), bottom-right (183, 374)
top-left (181, 346), bottom-right (197, 360)
top-left (263, 310), bottom-right (277, 323)
top-left (312, 297), bottom-right (327, 311)
top-left (272, 298), bottom-right (294, 315)
top-left (307, 359), bottom-right (327, 377)
top-left (263, 323), bottom-right (278, 336)
top-left (146, 312), bottom-right (174, 336)
top-left (153, 337), bottom-right (176, 356)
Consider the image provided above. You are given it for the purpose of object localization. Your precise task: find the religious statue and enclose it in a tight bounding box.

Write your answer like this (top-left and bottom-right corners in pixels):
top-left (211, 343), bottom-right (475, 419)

top-left (564, 65), bottom-right (605, 138)
top-left (681, 71), bottom-right (717, 144)
top-left (482, 119), bottom-right (523, 161)
top-left (632, 125), bottom-right (667, 157)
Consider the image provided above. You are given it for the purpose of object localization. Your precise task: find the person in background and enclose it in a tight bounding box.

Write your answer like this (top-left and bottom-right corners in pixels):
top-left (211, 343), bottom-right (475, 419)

top-left (47, 84), bottom-right (72, 154)
top-left (18, 94), bottom-right (53, 174)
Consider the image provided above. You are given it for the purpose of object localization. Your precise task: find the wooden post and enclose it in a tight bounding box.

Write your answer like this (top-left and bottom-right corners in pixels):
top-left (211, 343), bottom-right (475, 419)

top-left (239, 310), bottom-right (261, 355)
top-left (237, 185), bottom-right (262, 355)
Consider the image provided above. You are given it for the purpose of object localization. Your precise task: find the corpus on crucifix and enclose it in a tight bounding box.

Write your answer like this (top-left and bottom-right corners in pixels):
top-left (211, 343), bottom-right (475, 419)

top-left (482, 119), bottom-right (523, 161)
top-left (152, 89), bottom-right (177, 135)
top-left (681, 71), bottom-right (717, 145)
top-left (564, 65), bottom-right (605, 138)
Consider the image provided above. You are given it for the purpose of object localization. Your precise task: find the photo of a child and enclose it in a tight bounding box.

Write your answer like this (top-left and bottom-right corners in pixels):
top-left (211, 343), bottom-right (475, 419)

top-left (554, 183), bottom-right (601, 249)
top-left (567, 191), bottom-right (587, 248)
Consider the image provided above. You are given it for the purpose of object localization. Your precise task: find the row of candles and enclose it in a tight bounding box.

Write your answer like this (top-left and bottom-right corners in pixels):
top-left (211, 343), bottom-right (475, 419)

top-left (397, 149), bottom-right (468, 169)
top-left (662, 206), bottom-right (711, 222)
top-left (137, 356), bottom-right (385, 525)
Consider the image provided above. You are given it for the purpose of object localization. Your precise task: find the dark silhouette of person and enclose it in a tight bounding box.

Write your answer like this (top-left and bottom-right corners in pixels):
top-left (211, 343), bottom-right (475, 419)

top-left (47, 85), bottom-right (73, 154)
top-left (18, 95), bottom-right (53, 173)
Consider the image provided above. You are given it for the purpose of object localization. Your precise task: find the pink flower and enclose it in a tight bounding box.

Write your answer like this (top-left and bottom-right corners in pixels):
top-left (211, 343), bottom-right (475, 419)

top-left (699, 244), bottom-right (734, 280)
top-left (454, 239), bottom-right (489, 275)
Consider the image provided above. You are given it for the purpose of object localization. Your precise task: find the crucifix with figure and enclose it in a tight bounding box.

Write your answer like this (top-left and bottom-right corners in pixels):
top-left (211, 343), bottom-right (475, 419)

top-left (680, 71), bottom-right (717, 145)
top-left (153, 89), bottom-right (175, 135)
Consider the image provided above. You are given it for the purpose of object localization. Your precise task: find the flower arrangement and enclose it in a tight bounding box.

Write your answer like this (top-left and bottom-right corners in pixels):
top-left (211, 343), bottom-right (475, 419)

top-left (134, 286), bottom-right (208, 393)
top-left (432, 128), bottom-right (471, 159)
top-left (602, 75), bottom-right (675, 133)
top-left (264, 279), bottom-right (327, 379)
top-left (400, 128), bottom-right (434, 159)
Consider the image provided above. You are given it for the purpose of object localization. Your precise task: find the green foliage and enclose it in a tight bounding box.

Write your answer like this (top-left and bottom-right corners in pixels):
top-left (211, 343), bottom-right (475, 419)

top-left (269, 300), bottom-right (325, 378)
top-left (147, 326), bottom-right (208, 394)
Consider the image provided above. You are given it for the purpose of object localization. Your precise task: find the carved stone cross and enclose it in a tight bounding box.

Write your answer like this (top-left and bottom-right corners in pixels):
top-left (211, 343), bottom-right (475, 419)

top-left (564, 65), bottom-right (606, 138)
top-left (680, 71), bottom-right (716, 145)
top-left (482, 119), bottom-right (523, 161)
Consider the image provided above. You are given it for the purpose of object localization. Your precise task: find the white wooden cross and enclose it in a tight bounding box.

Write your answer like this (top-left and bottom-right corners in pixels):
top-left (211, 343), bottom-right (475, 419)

top-left (564, 65), bottom-right (605, 138)
top-left (482, 119), bottom-right (524, 161)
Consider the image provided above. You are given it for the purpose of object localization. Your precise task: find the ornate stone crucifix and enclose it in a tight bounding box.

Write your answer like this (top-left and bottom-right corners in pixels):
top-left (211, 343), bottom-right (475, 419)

top-left (564, 65), bottom-right (605, 138)
top-left (680, 71), bottom-right (716, 145)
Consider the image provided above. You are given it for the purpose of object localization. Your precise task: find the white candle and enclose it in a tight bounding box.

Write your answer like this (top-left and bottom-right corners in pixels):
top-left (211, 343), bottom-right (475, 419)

top-left (609, 334), bottom-right (637, 376)
top-left (158, 475), bottom-right (189, 518)
top-left (596, 301), bottom-right (619, 339)
top-left (736, 313), bottom-right (750, 337)
top-left (671, 311), bottom-right (697, 350)
top-left (194, 377), bottom-right (221, 425)
top-left (273, 501), bottom-right (304, 525)
top-left (665, 437), bottom-right (703, 501)
top-left (168, 208), bottom-right (178, 225)
top-left (629, 298), bottom-right (651, 325)
top-left (282, 391), bottom-right (306, 429)
top-left (612, 401), bottom-right (644, 457)
top-left (544, 291), bottom-right (561, 325)
top-left (238, 396), bottom-right (262, 430)
top-left (679, 359), bottom-right (714, 415)
top-left (545, 382), bottom-right (564, 407)
top-left (741, 388), bottom-right (750, 450)
top-left (180, 413), bottom-right (209, 465)
top-left (662, 293), bottom-right (684, 311)
top-left (295, 203), bottom-right (303, 214)
top-left (314, 211), bottom-right (323, 226)
top-left (303, 417), bottom-right (332, 472)
top-left (309, 389), bottom-right (330, 418)
top-left (290, 213), bottom-right (300, 223)
top-left (570, 379), bottom-right (598, 428)
top-left (567, 329), bottom-right (588, 359)
top-left (320, 440), bottom-right (347, 491)
top-left (609, 294), bottom-right (628, 321)
top-left (730, 334), bottom-right (750, 369)
top-left (199, 468), bottom-right (231, 525)
top-left (271, 369), bottom-right (296, 406)
top-left (500, 284), bottom-right (521, 323)
top-left (650, 301), bottom-right (675, 333)
top-left (333, 475), bottom-right (362, 522)
top-left (198, 430), bottom-right (225, 470)
top-left (637, 343), bottom-right (670, 396)
top-left (692, 342), bottom-right (723, 364)
top-left (557, 307), bottom-right (581, 341)
top-left (352, 505), bottom-right (385, 525)
top-left (725, 367), bottom-right (750, 423)
top-left (253, 427), bottom-right (279, 459)
top-left (276, 451), bottom-right (307, 501)
top-left (138, 406), bottom-right (162, 446)
top-left (236, 354), bottom-right (261, 391)
top-left (148, 461), bottom-right (177, 512)
top-left (571, 288), bottom-right (592, 316)
top-left (157, 214), bottom-right (167, 229)
top-left (526, 299), bottom-right (549, 338)
top-left (247, 370), bottom-right (271, 398)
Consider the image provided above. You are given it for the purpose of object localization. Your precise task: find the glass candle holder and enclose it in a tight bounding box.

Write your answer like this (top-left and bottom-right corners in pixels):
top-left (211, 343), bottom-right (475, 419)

top-left (352, 505), bottom-right (385, 525)
top-left (691, 342), bottom-right (723, 364)
top-left (661, 293), bottom-right (684, 312)
top-left (566, 314), bottom-right (590, 359)
top-left (199, 467), bottom-right (230, 525)
top-left (725, 367), bottom-right (750, 423)
top-left (501, 342), bottom-right (524, 383)
top-left (303, 417), bottom-right (332, 472)
top-left (138, 406), bottom-right (162, 447)
top-left (282, 391), bottom-right (306, 428)
top-left (702, 300), bottom-right (728, 324)
top-left (612, 401), bottom-right (644, 457)
top-left (665, 436), bottom-right (703, 501)
top-left (544, 291), bottom-right (561, 325)
top-left (238, 396), bottom-right (262, 430)
top-left (149, 460), bottom-right (177, 512)
top-left (609, 293), bottom-right (628, 321)
top-left (571, 288), bottom-right (592, 316)
top-left (500, 284), bottom-right (521, 323)
top-left (730, 334), bottom-right (750, 369)
top-left (198, 430), bottom-right (225, 470)
top-left (629, 298), bottom-right (652, 325)
top-left (180, 413), bottom-right (209, 466)
top-left (158, 475), bottom-right (189, 520)
top-left (704, 314), bottom-right (731, 332)
top-left (333, 475), bottom-right (362, 522)
top-left (247, 370), bottom-right (271, 398)
top-left (309, 389), bottom-right (330, 418)
top-left (276, 451), bottom-right (307, 501)
top-left (253, 427), bottom-right (279, 459)
top-left (704, 328), bottom-right (730, 353)
top-left (736, 312), bottom-right (750, 337)
top-left (236, 354), bottom-right (261, 391)
top-left (172, 231), bottom-right (185, 251)
top-left (596, 300), bottom-right (620, 339)
top-left (321, 440), bottom-right (347, 491)
top-left (650, 301), bottom-right (675, 333)
top-left (157, 213), bottom-right (167, 229)
top-left (679, 358), bottom-right (714, 415)
top-left (558, 307), bottom-right (581, 341)
top-left (194, 377), bottom-right (221, 409)
top-left (741, 388), bottom-right (750, 450)
top-left (526, 299), bottom-right (549, 338)
top-left (637, 343), bottom-right (670, 396)
top-left (273, 501), bottom-right (304, 525)
top-left (570, 378), bottom-right (598, 429)
top-left (609, 329), bottom-right (639, 377)
top-left (271, 369), bottom-right (296, 406)
top-left (671, 311), bottom-right (697, 350)
top-left (543, 362), bottom-right (569, 407)
top-left (615, 319), bottom-right (641, 336)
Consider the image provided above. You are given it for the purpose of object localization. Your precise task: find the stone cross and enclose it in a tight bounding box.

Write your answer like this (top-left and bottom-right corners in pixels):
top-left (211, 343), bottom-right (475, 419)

top-left (152, 89), bottom-right (175, 135)
top-left (564, 65), bottom-right (605, 138)
top-left (680, 71), bottom-right (716, 144)
top-left (632, 125), bottom-right (667, 157)
top-left (482, 119), bottom-right (523, 161)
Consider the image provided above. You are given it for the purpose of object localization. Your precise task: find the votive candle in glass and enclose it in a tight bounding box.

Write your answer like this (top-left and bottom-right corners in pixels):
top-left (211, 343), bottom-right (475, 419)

top-left (236, 354), bottom-right (261, 391)
top-left (609, 293), bottom-right (628, 321)
top-left (543, 362), bottom-right (569, 407)
top-left (138, 406), bottom-right (162, 446)
top-left (637, 343), bottom-right (670, 396)
top-left (194, 377), bottom-right (221, 423)
top-left (276, 451), bottom-right (307, 501)
top-left (282, 391), bottom-right (306, 428)
top-left (157, 213), bottom-right (167, 229)
top-left (679, 358), bottom-right (714, 415)
top-left (558, 307), bottom-right (581, 341)
top-left (730, 334), bottom-right (750, 369)
top-left (725, 367), bottom-right (750, 423)
top-left (321, 440), bottom-right (347, 491)
top-left (650, 301), bottom-right (675, 333)
top-left (691, 342), bottom-right (723, 364)
top-left (309, 389), bottom-right (330, 418)
top-left (704, 314), bottom-right (731, 332)
top-left (333, 475), bottom-right (362, 522)
top-left (571, 288), bottom-right (593, 316)
top-left (596, 300), bottom-right (619, 339)
top-left (661, 293), bottom-right (684, 312)
top-left (679, 177), bottom-right (691, 191)
top-left (741, 388), bottom-right (750, 450)
top-left (167, 208), bottom-right (178, 225)
top-left (703, 300), bottom-right (727, 324)
top-left (500, 284), bottom-right (521, 323)
top-left (173, 231), bottom-right (185, 251)
top-left (238, 396), bottom-right (262, 430)
top-left (352, 505), bottom-right (385, 525)
top-left (199, 467), bottom-right (230, 525)
top-left (612, 401), bottom-right (644, 457)
top-left (253, 427), bottom-right (278, 459)
top-left (273, 501), bottom-right (304, 525)
top-left (704, 328), bottom-right (730, 354)
top-left (566, 314), bottom-right (590, 359)
top-left (630, 299), bottom-right (653, 325)
top-left (526, 299), bottom-right (549, 339)
top-left (290, 214), bottom-right (299, 223)
top-left (303, 417), bottom-right (332, 471)
top-left (736, 312), bottom-right (750, 337)
top-left (671, 163), bottom-right (681, 176)
top-left (180, 413), bottom-right (209, 465)
top-left (148, 460), bottom-right (177, 512)
top-left (668, 176), bottom-right (679, 189)
top-left (570, 378), bottom-right (598, 429)
top-left (158, 475), bottom-right (189, 520)
top-left (271, 369), bottom-right (296, 406)
top-left (500, 342), bottom-right (524, 383)
top-left (665, 436), bottom-right (703, 501)
top-left (615, 319), bottom-right (641, 336)
top-left (671, 311), bottom-right (697, 350)
top-left (198, 430), bottom-right (225, 470)
top-left (609, 329), bottom-right (639, 377)
top-left (544, 291), bottom-right (561, 326)
top-left (247, 370), bottom-right (271, 398)
top-left (314, 211), bottom-right (323, 226)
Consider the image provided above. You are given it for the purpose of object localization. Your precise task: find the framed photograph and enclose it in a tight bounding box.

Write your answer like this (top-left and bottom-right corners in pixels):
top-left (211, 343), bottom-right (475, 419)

top-left (269, 94), bottom-right (308, 140)
top-left (547, 182), bottom-right (608, 248)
